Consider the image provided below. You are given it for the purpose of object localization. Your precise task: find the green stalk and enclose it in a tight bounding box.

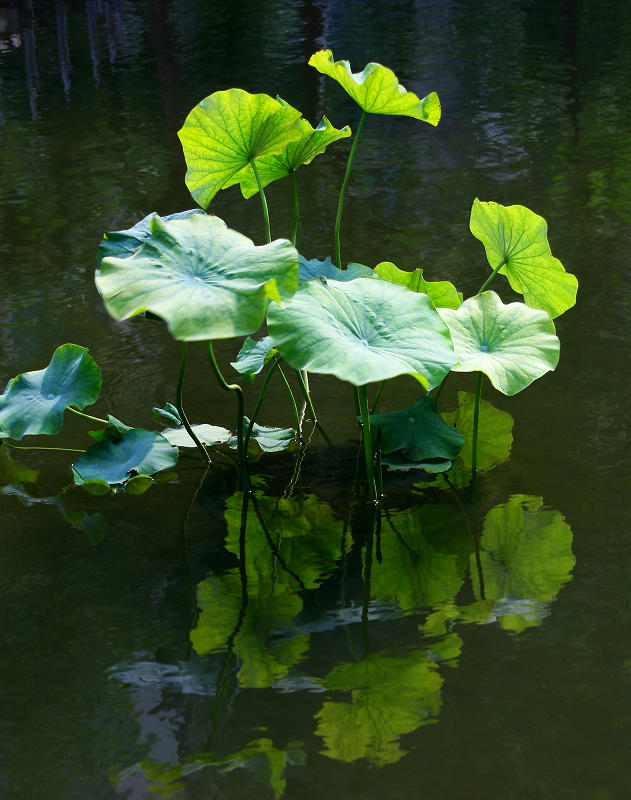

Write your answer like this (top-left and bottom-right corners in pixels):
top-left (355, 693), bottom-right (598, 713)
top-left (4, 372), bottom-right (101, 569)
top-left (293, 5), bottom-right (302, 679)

top-left (358, 384), bottom-right (378, 502)
top-left (478, 257), bottom-right (507, 294)
top-left (5, 443), bottom-right (85, 453)
top-left (433, 372), bottom-right (450, 402)
top-left (296, 369), bottom-right (317, 422)
top-left (66, 406), bottom-right (108, 425)
top-left (245, 354), bottom-right (282, 449)
top-left (471, 371), bottom-right (483, 475)
top-left (176, 342), bottom-right (211, 464)
top-left (334, 109), bottom-right (367, 268)
top-left (251, 159), bottom-right (271, 243)
top-left (370, 380), bottom-right (385, 414)
top-left (290, 170), bottom-right (299, 246)
top-left (276, 364), bottom-right (302, 440)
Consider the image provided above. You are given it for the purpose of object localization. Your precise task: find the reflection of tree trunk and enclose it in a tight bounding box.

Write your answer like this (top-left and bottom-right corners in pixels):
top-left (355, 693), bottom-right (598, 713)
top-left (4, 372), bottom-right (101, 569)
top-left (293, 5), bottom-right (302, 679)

top-left (86, 0), bottom-right (100, 87)
top-left (299, 0), bottom-right (326, 120)
top-left (562, 0), bottom-right (581, 143)
top-left (22, 0), bottom-right (38, 120)
top-left (54, 0), bottom-right (71, 97)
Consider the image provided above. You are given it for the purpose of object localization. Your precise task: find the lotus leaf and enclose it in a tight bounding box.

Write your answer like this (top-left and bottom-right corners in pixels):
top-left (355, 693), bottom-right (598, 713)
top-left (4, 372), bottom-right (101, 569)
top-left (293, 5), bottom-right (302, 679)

top-left (125, 474), bottom-right (153, 495)
top-left (442, 391), bottom-right (514, 470)
top-left (309, 50), bottom-right (441, 124)
top-left (374, 261), bottom-right (462, 309)
top-left (178, 89), bottom-right (303, 208)
top-left (267, 278), bottom-right (456, 388)
top-left (470, 199), bottom-right (578, 318)
top-left (87, 414), bottom-right (132, 443)
top-left (229, 420), bottom-right (295, 453)
top-left (72, 429), bottom-right (178, 485)
top-left (152, 403), bottom-right (182, 428)
top-left (298, 255), bottom-right (373, 283)
top-left (161, 423), bottom-right (231, 448)
top-left (0, 344), bottom-right (102, 440)
top-left (231, 336), bottom-right (277, 381)
top-left (438, 291), bottom-right (560, 395)
top-left (0, 446), bottom-right (39, 487)
top-left (96, 213), bottom-right (299, 341)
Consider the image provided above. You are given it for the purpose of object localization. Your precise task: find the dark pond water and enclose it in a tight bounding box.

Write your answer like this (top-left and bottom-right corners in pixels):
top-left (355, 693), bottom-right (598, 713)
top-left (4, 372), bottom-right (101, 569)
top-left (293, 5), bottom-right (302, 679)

top-left (1, 0), bottom-right (630, 797)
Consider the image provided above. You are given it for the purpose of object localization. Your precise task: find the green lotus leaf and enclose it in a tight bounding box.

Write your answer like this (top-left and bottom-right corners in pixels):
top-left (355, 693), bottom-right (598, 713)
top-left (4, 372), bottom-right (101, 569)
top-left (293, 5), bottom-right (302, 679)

top-left (374, 261), bottom-right (462, 309)
top-left (80, 478), bottom-right (111, 496)
top-left (97, 209), bottom-right (205, 266)
top-left (267, 278), bottom-right (456, 388)
top-left (442, 391), bottom-right (514, 471)
top-left (298, 255), bottom-right (374, 283)
top-left (72, 429), bottom-right (178, 485)
top-left (178, 89), bottom-right (303, 208)
top-left (162, 423), bottom-right (231, 448)
top-left (470, 199), bottom-right (578, 318)
top-left (0, 445), bottom-right (39, 486)
top-left (96, 213), bottom-right (299, 341)
top-left (231, 420), bottom-right (295, 453)
top-left (231, 336), bottom-right (277, 381)
top-left (233, 112), bottom-right (351, 198)
top-left (370, 397), bottom-right (464, 471)
top-left (87, 414), bottom-right (132, 443)
top-left (152, 402), bottom-right (182, 428)
top-left (471, 495), bottom-right (575, 631)
top-left (0, 344), bottom-right (102, 440)
top-left (309, 50), bottom-right (441, 124)
top-left (438, 291), bottom-right (560, 395)
top-left (125, 474), bottom-right (153, 495)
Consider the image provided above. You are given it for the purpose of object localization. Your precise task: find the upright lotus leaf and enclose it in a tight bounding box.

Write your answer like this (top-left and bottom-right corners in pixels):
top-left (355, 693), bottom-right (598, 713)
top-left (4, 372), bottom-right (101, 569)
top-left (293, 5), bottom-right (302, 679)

top-left (233, 112), bottom-right (352, 198)
top-left (438, 291), bottom-right (560, 395)
top-left (152, 402), bottom-right (182, 428)
top-left (230, 336), bottom-right (277, 381)
top-left (178, 89), bottom-right (303, 208)
top-left (96, 214), bottom-right (299, 341)
top-left (298, 255), bottom-right (374, 283)
top-left (267, 278), bottom-right (456, 389)
top-left (309, 50), bottom-right (441, 124)
top-left (374, 261), bottom-right (462, 309)
top-left (370, 396), bottom-right (464, 472)
top-left (471, 495), bottom-right (575, 632)
top-left (72, 429), bottom-right (178, 485)
top-left (442, 391), bottom-right (514, 471)
top-left (87, 414), bottom-right (132, 443)
top-left (0, 344), bottom-right (102, 440)
top-left (161, 423), bottom-right (231, 448)
top-left (470, 199), bottom-right (578, 318)
top-left (97, 209), bottom-right (205, 266)
top-left (315, 651), bottom-right (443, 766)
top-left (232, 420), bottom-right (295, 453)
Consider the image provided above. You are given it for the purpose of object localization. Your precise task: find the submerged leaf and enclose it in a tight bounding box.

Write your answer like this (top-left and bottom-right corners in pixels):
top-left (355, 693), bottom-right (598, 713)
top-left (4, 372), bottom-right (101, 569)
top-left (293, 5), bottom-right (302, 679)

top-left (231, 336), bottom-right (277, 381)
top-left (96, 213), bottom-right (299, 341)
top-left (298, 255), bottom-right (373, 283)
top-left (0, 344), bottom-right (102, 440)
top-left (374, 261), bottom-right (462, 309)
top-left (442, 391), bottom-right (514, 471)
top-left (470, 199), bottom-right (578, 318)
top-left (309, 50), bottom-right (441, 124)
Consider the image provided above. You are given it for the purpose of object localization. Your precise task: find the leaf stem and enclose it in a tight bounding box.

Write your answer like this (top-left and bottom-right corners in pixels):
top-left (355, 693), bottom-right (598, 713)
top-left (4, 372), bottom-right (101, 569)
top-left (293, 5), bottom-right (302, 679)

top-left (245, 354), bottom-right (282, 449)
top-left (66, 406), bottom-right (108, 425)
top-left (251, 159), bottom-right (271, 243)
top-left (176, 342), bottom-right (211, 464)
top-left (433, 372), bottom-right (450, 402)
top-left (370, 381), bottom-right (385, 414)
top-left (290, 170), bottom-right (299, 247)
top-left (334, 109), bottom-right (367, 268)
top-left (276, 364), bottom-right (302, 440)
top-left (471, 371), bottom-right (483, 476)
top-left (296, 369), bottom-right (316, 421)
top-left (358, 384), bottom-right (378, 502)
top-left (5, 443), bottom-right (86, 453)
top-left (478, 257), bottom-right (507, 294)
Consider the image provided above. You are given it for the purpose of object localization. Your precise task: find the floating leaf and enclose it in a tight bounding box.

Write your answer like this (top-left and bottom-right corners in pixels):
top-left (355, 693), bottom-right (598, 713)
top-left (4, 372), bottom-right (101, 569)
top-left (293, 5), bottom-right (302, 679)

top-left (80, 478), bottom-right (111, 496)
top-left (309, 50), bottom-right (441, 124)
top-left (178, 89), bottom-right (303, 208)
top-left (162, 423), bottom-right (231, 448)
top-left (374, 261), bottom-right (462, 309)
top-left (438, 291), bottom-right (560, 395)
top-left (125, 474), bottom-right (153, 495)
top-left (231, 336), bottom-right (277, 381)
top-left (152, 403), bottom-right (182, 428)
top-left (267, 278), bottom-right (456, 388)
top-left (370, 397), bottom-right (464, 471)
top-left (72, 429), bottom-right (178, 486)
top-left (0, 344), bottom-right (102, 440)
top-left (96, 214), bottom-right (299, 341)
top-left (298, 255), bottom-right (373, 283)
top-left (470, 199), bottom-right (578, 318)
top-left (442, 391), bottom-right (514, 471)
top-left (231, 419), bottom-right (295, 453)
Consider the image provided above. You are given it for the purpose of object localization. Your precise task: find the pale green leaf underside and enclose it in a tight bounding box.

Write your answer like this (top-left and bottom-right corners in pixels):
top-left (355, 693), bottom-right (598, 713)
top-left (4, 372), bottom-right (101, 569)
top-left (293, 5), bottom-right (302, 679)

top-left (231, 336), bottom-right (277, 381)
top-left (470, 199), bottom-right (578, 318)
top-left (375, 261), bottom-right (462, 309)
top-left (309, 50), bottom-right (441, 124)
top-left (161, 424), bottom-right (232, 448)
top-left (178, 89), bottom-right (303, 208)
top-left (0, 344), bottom-right (102, 440)
top-left (232, 420), bottom-right (295, 453)
top-left (298, 255), bottom-right (373, 283)
top-left (96, 214), bottom-right (299, 341)
top-left (267, 278), bottom-right (456, 388)
top-left (438, 291), bottom-right (560, 395)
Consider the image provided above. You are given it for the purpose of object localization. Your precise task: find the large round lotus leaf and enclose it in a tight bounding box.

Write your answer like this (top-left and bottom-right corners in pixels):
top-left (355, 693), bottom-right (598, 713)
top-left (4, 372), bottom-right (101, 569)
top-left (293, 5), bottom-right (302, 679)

top-left (470, 199), bottom-right (578, 318)
top-left (178, 89), bottom-right (303, 208)
top-left (96, 213), bottom-right (299, 341)
top-left (0, 344), bottom-right (102, 440)
top-left (438, 291), bottom-right (560, 395)
top-left (72, 429), bottom-right (178, 485)
top-left (267, 278), bottom-right (456, 389)
top-left (374, 262), bottom-right (462, 309)
top-left (309, 50), bottom-right (441, 124)
top-left (233, 112), bottom-right (351, 198)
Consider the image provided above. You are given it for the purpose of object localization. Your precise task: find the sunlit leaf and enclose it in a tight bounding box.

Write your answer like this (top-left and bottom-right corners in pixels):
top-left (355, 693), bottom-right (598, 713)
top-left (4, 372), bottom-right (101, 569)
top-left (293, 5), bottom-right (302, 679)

top-left (298, 255), bottom-right (374, 283)
top-left (0, 344), bottom-right (101, 440)
top-left (442, 391), bottom-right (514, 470)
top-left (470, 199), bottom-right (578, 318)
top-left (125, 474), bottom-right (153, 495)
top-left (162, 424), bottom-right (231, 448)
top-left (438, 291), bottom-right (560, 395)
top-left (267, 278), bottom-right (456, 388)
top-left (231, 336), bottom-right (277, 381)
top-left (375, 261), bottom-right (462, 309)
top-left (96, 213), bottom-right (299, 341)
top-left (309, 50), bottom-right (441, 124)
top-left (233, 420), bottom-right (295, 453)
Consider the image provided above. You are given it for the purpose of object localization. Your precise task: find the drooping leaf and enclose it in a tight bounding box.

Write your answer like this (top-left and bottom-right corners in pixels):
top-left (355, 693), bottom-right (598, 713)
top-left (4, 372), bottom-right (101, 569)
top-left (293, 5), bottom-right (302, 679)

top-left (87, 414), bottom-right (132, 443)
top-left (298, 255), bottom-right (374, 283)
top-left (152, 402), bottom-right (182, 428)
top-left (231, 419), bottom-right (295, 453)
top-left (309, 50), bottom-right (441, 124)
top-left (267, 278), bottom-right (456, 389)
top-left (178, 89), bottom-right (303, 208)
top-left (374, 261), bottom-right (462, 309)
top-left (162, 423), bottom-right (231, 448)
top-left (96, 213), bottom-right (299, 341)
top-left (470, 199), bottom-right (578, 318)
top-left (231, 336), bottom-right (277, 381)
top-left (234, 112), bottom-right (351, 198)
top-left (72, 429), bottom-right (178, 485)
top-left (442, 391), bottom-right (514, 471)
top-left (0, 344), bottom-right (102, 440)
top-left (370, 396), bottom-right (464, 472)
top-left (438, 291), bottom-right (560, 395)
